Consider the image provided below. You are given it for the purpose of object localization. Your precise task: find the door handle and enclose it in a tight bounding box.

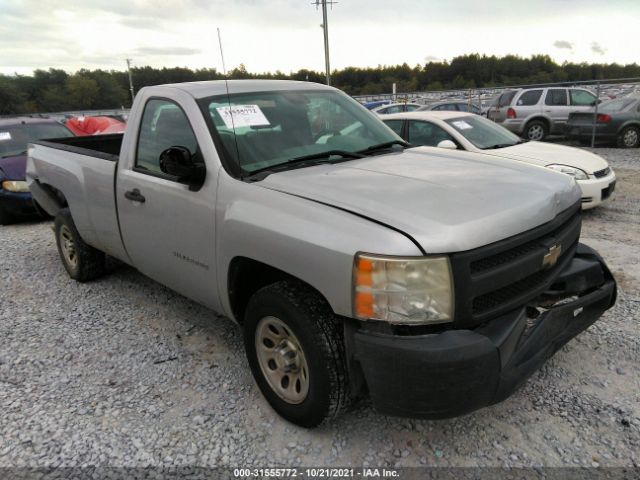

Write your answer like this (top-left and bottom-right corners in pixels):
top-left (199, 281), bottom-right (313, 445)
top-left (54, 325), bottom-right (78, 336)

top-left (124, 188), bottom-right (146, 203)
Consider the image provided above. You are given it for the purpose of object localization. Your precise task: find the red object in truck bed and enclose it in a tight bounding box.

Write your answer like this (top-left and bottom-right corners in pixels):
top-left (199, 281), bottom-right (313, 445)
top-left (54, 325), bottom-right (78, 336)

top-left (65, 116), bottom-right (126, 136)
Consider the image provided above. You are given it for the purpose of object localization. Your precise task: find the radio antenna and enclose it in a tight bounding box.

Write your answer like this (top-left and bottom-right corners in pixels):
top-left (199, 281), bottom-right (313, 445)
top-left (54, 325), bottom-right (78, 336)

top-left (217, 27), bottom-right (228, 76)
top-left (217, 27), bottom-right (242, 178)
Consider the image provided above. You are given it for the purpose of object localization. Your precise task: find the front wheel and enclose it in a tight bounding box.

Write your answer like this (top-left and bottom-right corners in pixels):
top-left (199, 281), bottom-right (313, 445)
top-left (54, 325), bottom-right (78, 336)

top-left (243, 280), bottom-right (351, 427)
top-left (524, 120), bottom-right (548, 141)
top-left (617, 126), bottom-right (640, 148)
top-left (54, 208), bottom-right (106, 282)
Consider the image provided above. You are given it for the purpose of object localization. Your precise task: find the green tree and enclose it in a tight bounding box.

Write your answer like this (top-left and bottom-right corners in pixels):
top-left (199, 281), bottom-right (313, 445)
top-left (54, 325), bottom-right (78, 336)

top-left (66, 75), bottom-right (100, 109)
top-left (0, 75), bottom-right (28, 114)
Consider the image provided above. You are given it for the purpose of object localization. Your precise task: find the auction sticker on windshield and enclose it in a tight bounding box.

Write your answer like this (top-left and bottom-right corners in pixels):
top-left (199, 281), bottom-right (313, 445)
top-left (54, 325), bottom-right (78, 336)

top-left (216, 105), bottom-right (270, 128)
top-left (452, 120), bottom-right (473, 130)
top-left (0, 132), bottom-right (12, 141)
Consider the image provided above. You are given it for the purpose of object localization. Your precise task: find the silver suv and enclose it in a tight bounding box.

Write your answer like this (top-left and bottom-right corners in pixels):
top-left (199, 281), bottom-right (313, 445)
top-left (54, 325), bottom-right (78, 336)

top-left (488, 87), bottom-right (597, 140)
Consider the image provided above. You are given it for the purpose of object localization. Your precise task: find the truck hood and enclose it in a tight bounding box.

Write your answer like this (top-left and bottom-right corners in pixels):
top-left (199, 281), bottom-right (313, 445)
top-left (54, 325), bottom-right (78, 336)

top-left (0, 154), bottom-right (27, 180)
top-left (258, 146), bottom-right (581, 253)
top-left (487, 141), bottom-right (609, 174)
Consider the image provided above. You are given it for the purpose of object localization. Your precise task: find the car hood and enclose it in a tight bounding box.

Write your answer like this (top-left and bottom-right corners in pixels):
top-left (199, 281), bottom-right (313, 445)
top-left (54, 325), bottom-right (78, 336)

top-left (258, 147), bottom-right (580, 253)
top-left (487, 141), bottom-right (609, 174)
top-left (0, 154), bottom-right (27, 180)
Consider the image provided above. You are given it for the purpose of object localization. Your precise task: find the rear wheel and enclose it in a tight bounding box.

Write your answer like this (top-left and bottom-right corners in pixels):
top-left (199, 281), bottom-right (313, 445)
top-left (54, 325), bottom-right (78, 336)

top-left (243, 280), bottom-right (351, 427)
top-left (617, 126), bottom-right (640, 148)
top-left (524, 120), bottom-right (548, 141)
top-left (54, 208), bottom-right (106, 282)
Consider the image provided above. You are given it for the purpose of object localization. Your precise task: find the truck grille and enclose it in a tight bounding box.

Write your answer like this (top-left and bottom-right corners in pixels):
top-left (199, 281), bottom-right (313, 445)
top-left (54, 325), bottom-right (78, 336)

top-left (450, 203), bottom-right (581, 327)
top-left (593, 167), bottom-right (610, 178)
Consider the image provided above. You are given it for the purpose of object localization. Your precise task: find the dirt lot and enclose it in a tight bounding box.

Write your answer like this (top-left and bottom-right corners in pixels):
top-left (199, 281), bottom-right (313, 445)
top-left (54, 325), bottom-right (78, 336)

top-left (0, 147), bottom-right (638, 473)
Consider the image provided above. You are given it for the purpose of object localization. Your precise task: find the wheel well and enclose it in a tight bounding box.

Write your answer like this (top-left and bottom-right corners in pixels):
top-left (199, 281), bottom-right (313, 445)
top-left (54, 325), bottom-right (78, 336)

top-left (228, 257), bottom-right (326, 325)
top-left (619, 122), bottom-right (640, 133)
top-left (41, 183), bottom-right (68, 208)
top-left (525, 117), bottom-right (550, 131)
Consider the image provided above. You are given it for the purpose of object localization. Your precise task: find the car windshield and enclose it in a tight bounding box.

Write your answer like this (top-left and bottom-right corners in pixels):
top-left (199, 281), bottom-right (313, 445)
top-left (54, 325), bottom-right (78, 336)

top-left (200, 90), bottom-right (402, 176)
top-left (444, 115), bottom-right (522, 149)
top-left (0, 122), bottom-right (73, 158)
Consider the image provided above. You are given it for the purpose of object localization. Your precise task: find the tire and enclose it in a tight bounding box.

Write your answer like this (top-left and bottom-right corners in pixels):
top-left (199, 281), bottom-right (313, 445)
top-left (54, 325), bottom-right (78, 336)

top-left (243, 280), bottom-right (351, 427)
top-left (54, 208), bottom-right (106, 282)
top-left (617, 126), bottom-right (640, 148)
top-left (523, 120), bottom-right (548, 141)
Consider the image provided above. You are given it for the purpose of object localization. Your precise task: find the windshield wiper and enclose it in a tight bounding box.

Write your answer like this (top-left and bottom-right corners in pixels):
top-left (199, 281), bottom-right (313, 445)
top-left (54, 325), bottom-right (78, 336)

top-left (483, 139), bottom-right (528, 150)
top-left (245, 149), bottom-right (365, 181)
top-left (483, 143), bottom-right (517, 150)
top-left (358, 140), bottom-right (411, 154)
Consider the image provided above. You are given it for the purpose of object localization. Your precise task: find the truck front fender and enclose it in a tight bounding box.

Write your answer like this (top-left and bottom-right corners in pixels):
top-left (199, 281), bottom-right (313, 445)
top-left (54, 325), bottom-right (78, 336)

top-left (216, 175), bottom-right (423, 322)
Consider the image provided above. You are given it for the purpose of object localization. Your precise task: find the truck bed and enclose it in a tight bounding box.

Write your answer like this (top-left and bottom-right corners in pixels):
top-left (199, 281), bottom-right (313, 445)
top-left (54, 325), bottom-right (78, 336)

top-left (26, 138), bottom-right (129, 263)
top-left (34, 133), bottom-right (123, 161)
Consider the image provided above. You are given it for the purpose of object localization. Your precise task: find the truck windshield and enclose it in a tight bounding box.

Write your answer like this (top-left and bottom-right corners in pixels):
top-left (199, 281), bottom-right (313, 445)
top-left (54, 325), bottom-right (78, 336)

top-left (200, 90), bottom-right (402, 176)
top-left (0, 122), bottom-right (73, 158)
top-left (445, 115), bottom-right (523, 150)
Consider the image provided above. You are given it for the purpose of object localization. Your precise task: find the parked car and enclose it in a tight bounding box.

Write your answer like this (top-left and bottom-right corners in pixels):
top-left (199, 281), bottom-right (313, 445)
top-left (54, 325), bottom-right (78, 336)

top-left (28, 80), bottom-right (615, 427)
top-left (372, 102), bottom-right (421, 114)
top-left (65, 116), bottom-right (126, 136)
top-left (488, 87), bottom-right (599, 141)
top-left (382, 111), bottom-right (616, 209)
top-left (486, 89), bottom-right (518, 122)
top-left (0, 117), bottom-right (73, 224)
top-left (481, 95), bottom-right (500, 117)
top-left (566, 96), bottom-right (640, 148)
top-left (362, 100), bottom-right (391, 110)
top-left (417, 101), bottom-right (481, 114)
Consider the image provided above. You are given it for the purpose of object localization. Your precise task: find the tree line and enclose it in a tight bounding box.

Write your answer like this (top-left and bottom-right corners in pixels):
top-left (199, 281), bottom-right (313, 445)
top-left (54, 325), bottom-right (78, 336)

top-left (1, 54), bottom-right (639, 115)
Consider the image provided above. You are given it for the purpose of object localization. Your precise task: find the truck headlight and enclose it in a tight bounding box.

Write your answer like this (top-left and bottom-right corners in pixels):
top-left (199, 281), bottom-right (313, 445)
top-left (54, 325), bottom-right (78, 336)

top-left (1, 180), bottom-right (29, 193)
top-left (546, 164), bottom-right (588, 181)
top-left (353, 253), bottom-right (454, 324)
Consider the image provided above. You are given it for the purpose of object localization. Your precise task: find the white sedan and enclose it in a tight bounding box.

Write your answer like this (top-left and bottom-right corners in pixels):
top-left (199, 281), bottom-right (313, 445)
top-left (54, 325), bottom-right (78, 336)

top-left (382, 111), bottom-right (616, 209)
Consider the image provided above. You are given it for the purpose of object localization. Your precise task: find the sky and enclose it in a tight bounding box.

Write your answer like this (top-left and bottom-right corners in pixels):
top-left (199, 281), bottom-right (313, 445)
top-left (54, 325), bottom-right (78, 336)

top-left (1, 0), bottom-right (638, 76)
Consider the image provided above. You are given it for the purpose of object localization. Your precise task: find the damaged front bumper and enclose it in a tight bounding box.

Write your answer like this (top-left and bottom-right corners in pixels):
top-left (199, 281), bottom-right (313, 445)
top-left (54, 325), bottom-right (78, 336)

top-left (351, 243), bottom-right (616, 419)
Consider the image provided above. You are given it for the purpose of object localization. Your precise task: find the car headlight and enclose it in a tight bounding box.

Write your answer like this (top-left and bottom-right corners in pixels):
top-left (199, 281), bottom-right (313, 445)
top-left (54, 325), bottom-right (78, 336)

top-left (546, 164), bottom-right (588, 181)
top-left (1, 180), bottom-right (29, 193)
top-left (353, 253), bottom-right (454, 324)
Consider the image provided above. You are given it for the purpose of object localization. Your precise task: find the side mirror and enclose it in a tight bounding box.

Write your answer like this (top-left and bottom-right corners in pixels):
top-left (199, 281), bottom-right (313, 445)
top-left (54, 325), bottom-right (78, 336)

top-left (159, 146), bottom-right (205, 190)
top-left (437, 140), bottom-right (458, 150)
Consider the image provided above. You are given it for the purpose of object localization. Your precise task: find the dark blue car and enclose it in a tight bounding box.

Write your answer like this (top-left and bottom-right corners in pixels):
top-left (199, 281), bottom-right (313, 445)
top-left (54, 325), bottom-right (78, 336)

top-left (0, 117), bottom-right (73, 225)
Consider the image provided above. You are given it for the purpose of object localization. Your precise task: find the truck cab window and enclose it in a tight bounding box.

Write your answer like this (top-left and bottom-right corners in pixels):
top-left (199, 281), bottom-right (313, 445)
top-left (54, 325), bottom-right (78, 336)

top-left (136, 99), bottom-right (200, 174)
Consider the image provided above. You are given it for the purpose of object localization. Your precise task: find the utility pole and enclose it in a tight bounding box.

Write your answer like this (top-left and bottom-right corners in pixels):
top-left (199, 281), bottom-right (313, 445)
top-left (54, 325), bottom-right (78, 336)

top-left (312, 0), bottom-right (336, 86)
top-left (126, 58), bottom-right (135, 104)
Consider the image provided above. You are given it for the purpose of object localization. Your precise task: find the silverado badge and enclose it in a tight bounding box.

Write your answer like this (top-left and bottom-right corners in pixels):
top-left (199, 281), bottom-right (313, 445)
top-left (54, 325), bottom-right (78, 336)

top-left (542, 244), bottom-right (562, 269)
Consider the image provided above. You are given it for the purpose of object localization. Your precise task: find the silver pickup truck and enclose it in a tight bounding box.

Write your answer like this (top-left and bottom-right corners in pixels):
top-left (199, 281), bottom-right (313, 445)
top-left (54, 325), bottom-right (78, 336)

top-left (27, 80), bottom-right (616, 427)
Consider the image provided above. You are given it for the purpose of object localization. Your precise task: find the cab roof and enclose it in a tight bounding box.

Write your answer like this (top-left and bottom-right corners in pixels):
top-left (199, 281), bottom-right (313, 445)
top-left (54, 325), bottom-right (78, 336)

top-left (151, 79), bottom-right (336, 99)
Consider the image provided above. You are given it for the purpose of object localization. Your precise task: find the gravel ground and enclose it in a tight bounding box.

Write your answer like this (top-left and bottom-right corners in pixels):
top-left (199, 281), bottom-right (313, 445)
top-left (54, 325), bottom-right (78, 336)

top-left (0, 147), bottom-right (638, 473)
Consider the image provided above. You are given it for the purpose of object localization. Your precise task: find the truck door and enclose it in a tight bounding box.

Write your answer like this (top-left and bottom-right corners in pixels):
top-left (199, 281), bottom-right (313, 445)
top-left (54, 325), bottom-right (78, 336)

top-left (116, 97), bottom-right (220, 310)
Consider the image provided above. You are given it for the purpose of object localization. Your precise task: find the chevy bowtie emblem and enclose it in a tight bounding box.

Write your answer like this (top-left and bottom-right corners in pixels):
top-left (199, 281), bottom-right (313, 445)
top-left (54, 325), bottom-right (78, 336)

top-left (542, 244), bottom-right (562, 269)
